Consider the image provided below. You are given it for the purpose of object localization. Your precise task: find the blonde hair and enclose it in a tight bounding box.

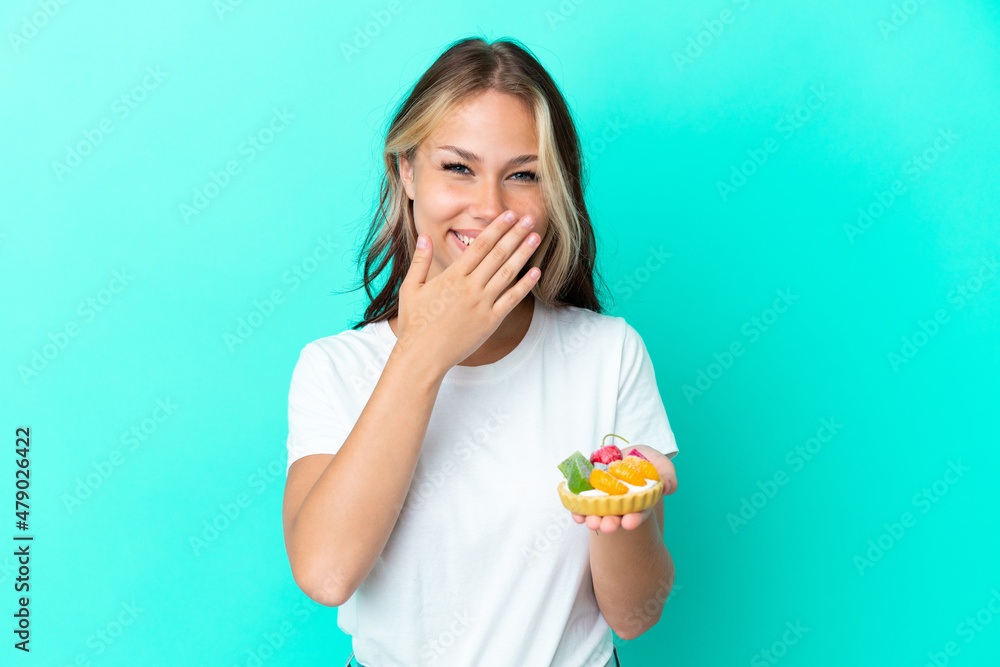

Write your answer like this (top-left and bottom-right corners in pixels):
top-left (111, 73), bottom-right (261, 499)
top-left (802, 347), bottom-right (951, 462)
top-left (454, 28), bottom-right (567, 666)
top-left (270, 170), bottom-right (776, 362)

top-left (346, 36), bottom-right (607, 329)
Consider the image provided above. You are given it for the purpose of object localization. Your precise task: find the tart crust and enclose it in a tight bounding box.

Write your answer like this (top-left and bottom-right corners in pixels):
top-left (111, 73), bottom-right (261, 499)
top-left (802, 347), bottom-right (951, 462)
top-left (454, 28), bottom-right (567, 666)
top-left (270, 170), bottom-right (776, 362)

top-left (557, 479), bottom-right (664, 516)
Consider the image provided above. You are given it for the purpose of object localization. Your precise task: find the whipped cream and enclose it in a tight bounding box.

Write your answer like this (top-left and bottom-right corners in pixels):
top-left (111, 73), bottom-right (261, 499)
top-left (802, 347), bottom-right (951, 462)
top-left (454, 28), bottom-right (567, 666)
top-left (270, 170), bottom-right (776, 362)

top-left (578, 476), bottom-right (658, 497)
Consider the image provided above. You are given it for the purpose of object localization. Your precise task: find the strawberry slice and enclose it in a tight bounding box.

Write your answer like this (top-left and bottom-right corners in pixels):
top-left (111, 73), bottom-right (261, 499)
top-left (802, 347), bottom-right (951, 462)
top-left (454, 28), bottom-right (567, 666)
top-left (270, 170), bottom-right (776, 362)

top-left (589, 445), bottom-right (622, 465)
top-left (625, 448), bottom-right (649, 462)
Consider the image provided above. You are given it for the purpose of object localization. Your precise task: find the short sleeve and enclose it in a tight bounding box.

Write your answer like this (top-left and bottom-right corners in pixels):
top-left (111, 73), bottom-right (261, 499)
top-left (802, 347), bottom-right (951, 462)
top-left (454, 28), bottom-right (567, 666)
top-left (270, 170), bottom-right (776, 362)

top-left (615, 322), bottom-right (679, 460)
top-left (286, 343), bottom-right (354, 474)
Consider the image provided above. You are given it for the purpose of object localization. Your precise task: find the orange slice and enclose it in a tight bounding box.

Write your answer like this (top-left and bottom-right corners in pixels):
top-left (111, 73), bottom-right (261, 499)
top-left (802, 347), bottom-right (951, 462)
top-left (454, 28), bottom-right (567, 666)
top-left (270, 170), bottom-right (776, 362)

top-left (607, 459), bottom-right (646, 486)
top-left (589, 469), bottom-right (629, 495)
top-left (624, 455), bottom-right (660, 481)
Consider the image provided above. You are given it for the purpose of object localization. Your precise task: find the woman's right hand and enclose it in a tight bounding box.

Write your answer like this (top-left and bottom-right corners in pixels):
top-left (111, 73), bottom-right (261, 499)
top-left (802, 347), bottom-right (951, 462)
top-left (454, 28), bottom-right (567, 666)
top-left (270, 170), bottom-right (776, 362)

top-left (395, 210), bottom-right (542, 375)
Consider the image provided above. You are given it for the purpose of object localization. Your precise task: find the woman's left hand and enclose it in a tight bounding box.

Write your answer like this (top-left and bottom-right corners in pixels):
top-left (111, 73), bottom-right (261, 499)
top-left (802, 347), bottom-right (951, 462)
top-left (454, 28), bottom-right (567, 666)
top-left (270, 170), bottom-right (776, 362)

top-left (570, 448), bottom-right (677, 534)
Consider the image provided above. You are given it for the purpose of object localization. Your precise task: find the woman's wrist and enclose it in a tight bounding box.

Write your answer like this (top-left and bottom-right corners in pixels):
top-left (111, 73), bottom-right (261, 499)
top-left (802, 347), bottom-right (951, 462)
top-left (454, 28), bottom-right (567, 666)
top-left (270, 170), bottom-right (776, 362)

top-left (386, 343), bottom-right (449, 390)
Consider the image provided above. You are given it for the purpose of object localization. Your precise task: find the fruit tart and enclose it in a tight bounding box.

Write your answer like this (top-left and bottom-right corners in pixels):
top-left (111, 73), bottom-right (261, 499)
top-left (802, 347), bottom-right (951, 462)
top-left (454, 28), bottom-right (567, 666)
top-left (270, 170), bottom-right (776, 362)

top-left (556, 434), bottom-right (663, 516)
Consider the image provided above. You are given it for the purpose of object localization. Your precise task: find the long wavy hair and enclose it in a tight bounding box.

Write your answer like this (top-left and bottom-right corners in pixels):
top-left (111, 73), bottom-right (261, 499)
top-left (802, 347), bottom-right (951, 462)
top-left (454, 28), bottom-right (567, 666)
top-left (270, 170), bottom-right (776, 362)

top-left (344, 36), bottom-right (609, 330)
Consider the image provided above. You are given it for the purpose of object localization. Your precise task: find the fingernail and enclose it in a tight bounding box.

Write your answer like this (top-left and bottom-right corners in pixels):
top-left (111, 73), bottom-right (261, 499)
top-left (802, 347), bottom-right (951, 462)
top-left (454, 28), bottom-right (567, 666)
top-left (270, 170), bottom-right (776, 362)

top-left (416, 236), bottom-right (427, 249)
top-left (504, 211), bottom-right (517, 222)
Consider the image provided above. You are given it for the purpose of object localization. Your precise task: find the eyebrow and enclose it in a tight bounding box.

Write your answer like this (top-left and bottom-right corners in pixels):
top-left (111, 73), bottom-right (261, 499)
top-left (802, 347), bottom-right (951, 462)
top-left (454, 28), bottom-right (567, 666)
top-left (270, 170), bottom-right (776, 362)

top-left (436, 145), bottom-right (538, 167)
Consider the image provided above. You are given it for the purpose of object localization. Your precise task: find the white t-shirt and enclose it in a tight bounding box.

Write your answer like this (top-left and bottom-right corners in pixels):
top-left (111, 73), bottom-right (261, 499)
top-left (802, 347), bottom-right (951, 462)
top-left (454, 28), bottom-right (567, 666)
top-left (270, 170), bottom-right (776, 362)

top-left (286, 295), bottom-right (679, 667)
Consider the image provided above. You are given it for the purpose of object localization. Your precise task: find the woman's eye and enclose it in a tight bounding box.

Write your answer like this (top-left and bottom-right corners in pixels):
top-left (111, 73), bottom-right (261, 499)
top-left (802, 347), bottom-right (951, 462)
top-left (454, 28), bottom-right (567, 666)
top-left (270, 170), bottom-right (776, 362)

top-left (443, 162), bottom-right (470, 174)
top-left (442, 163), bottom-right (538, 182)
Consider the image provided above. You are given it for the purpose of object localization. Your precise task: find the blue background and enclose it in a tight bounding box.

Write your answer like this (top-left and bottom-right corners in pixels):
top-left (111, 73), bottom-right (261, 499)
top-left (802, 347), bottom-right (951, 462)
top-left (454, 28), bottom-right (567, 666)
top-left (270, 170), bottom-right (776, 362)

top-left (2, 0), bottom-right (999, 665)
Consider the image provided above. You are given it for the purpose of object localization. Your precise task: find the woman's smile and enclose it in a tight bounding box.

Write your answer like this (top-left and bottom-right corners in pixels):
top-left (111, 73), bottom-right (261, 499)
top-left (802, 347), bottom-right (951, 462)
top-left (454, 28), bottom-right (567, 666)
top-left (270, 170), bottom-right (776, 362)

top-left (449, 229), bottom-right (475, 252)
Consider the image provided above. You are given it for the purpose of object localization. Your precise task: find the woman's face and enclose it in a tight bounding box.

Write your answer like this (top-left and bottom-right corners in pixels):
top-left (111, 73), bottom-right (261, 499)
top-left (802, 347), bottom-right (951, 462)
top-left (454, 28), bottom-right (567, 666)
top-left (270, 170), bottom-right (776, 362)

top-left (398, 89), bottom-right (547, 282)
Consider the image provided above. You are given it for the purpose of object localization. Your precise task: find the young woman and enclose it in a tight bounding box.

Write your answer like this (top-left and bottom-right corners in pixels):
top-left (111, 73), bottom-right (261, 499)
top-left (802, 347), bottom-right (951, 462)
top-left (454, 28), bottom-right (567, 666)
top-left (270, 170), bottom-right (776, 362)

top-left (282, 36), bottom-right (679, 667)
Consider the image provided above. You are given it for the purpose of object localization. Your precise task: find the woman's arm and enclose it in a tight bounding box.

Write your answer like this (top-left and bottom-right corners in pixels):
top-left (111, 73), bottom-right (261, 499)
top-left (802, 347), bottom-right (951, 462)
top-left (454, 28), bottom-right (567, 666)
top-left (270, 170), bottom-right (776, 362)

top-left (282, 346), bottom-right (448, 607)
top-left (582, 444), bottom-right (677, 640)
top-left (283, 209), bottom-right (541, 607)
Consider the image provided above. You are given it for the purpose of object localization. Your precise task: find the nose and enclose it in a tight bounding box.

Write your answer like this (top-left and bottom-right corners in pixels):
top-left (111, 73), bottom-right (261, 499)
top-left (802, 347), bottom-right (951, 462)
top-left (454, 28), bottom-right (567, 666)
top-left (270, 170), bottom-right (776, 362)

top-left (469, 177), bottom-right (507, 223)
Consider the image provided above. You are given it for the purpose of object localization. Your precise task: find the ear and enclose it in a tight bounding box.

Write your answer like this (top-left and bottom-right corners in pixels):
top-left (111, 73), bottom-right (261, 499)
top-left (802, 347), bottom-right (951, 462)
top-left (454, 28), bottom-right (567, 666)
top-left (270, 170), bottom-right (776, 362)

top-left (398, 152), bottom-right (416, 201)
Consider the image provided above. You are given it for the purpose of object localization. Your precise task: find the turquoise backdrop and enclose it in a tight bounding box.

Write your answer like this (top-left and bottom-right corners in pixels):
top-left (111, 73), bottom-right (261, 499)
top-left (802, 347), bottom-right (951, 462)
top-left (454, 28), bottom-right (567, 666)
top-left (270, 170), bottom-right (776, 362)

top-left (3, 0), bottom-right (999, 665)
